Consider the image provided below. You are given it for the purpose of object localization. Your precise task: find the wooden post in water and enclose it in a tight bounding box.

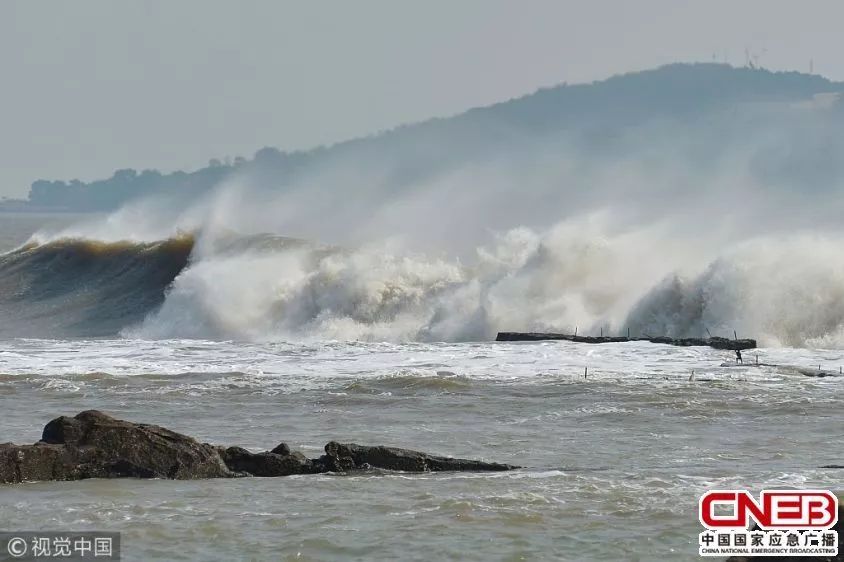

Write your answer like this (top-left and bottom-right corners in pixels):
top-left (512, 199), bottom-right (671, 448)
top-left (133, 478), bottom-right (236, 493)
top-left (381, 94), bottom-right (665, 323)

top-left (734, 330), bottom-right (738, 340)
top-left (574, 326), bottom-right (578, 337)
top-left (584, 367), bottom-right (588, 379)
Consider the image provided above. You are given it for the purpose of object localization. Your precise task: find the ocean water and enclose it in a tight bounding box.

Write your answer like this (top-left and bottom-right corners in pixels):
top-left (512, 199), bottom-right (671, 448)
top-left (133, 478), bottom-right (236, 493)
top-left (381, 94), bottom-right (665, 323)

top-left (1, 215), bottom-right (842, 561)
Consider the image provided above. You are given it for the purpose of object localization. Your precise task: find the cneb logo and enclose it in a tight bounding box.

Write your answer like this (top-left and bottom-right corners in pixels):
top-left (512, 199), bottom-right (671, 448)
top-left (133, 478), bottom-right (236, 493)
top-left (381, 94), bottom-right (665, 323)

top-left (700, 490), bottom-right (838, 530)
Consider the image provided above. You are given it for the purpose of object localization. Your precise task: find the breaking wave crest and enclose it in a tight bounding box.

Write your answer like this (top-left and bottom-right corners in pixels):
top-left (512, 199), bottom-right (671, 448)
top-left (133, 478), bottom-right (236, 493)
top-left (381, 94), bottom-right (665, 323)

top-left (0, 235), bottom-right (194, 338)
top-left (6, 225), bottom-right (844, 348)
top-left (129, 220), bottom-right (667, 342)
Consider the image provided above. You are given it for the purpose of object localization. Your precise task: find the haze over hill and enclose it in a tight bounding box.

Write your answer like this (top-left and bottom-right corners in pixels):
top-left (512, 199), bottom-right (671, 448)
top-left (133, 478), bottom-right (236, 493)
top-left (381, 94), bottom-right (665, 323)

top-left (8, 63), bottom-right (844, 346)
top-left (18, 63), bottom-right (844, 216)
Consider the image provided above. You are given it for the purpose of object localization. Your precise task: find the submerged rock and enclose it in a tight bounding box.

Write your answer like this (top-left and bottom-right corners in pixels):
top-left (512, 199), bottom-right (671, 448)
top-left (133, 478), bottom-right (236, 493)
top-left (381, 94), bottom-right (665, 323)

top-left (0, 411), bottom-right (517, 484)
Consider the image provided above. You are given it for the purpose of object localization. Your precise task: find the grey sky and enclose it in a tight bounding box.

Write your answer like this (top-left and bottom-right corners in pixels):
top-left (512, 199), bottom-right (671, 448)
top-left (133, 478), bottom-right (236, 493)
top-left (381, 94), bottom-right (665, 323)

top-left (1, 0), bottom-right (842, 197)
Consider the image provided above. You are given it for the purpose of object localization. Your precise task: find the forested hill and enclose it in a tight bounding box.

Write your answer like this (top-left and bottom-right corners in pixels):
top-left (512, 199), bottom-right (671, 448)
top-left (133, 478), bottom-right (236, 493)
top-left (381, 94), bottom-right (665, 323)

top-left (18, 63), bottom-right (844, 211)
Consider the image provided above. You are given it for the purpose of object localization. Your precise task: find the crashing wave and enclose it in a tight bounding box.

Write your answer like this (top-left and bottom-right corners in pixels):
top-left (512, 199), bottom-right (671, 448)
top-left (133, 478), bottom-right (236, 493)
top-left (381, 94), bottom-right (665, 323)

top-left (0, 235), bottom-right (194, 338)
top-left (5, 225), bottom-right (844, 347)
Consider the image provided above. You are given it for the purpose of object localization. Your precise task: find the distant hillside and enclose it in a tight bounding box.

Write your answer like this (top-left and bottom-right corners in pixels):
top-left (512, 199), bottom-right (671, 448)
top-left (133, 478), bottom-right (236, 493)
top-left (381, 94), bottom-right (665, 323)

top-left (16, 63), bottom-right (844, 212)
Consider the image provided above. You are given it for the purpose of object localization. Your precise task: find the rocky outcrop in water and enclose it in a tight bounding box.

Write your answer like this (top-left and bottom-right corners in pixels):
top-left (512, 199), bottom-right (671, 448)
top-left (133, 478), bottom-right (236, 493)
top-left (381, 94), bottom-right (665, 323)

top-left (316, 441), bottom-right (516, 473)
top-left (219, 445), bottom-right (319, 477)
top-left (0, 410), bottom-right (236, 482)
top-left (0, 411), bottom-right (517, 483)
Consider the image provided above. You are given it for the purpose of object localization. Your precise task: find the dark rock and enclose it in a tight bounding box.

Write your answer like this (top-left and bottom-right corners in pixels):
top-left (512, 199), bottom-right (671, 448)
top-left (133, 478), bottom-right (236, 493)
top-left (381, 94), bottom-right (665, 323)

top-left (1, 411), bottom-right (518, 483)
top-left (41, 415), bottom-right (85, 445)
top-left (270, 443), bottom-right (291, 456)
top-left (220, 446), bottom-right (316, 477)
top-left (1, 410), bottom-right (235, 483)
top-left (321, 441), bottom-right (519, 473)
top-left (0, 442), bottom-right (95, 482)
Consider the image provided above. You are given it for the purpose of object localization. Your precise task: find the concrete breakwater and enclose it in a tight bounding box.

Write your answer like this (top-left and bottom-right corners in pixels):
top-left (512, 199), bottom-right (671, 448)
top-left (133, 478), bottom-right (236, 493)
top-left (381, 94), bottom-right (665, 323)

top-left (496, 332), bottom-right (757, 351)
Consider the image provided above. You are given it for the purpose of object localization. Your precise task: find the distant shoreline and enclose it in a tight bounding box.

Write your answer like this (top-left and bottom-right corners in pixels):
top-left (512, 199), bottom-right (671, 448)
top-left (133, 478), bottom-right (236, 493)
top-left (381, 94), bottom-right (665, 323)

top-left (0, 201), bottom-right (85, 214)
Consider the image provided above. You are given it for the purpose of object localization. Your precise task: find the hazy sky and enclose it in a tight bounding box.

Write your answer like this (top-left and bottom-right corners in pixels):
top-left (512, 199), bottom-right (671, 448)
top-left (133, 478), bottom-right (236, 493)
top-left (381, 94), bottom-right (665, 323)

top-left (1, 0), bottom-right (843, 197)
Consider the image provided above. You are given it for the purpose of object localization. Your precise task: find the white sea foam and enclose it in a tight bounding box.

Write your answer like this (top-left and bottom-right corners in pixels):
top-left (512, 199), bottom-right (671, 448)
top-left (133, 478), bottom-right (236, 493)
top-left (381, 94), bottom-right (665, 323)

top-left (108, 220), bottom-right (844, 348)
